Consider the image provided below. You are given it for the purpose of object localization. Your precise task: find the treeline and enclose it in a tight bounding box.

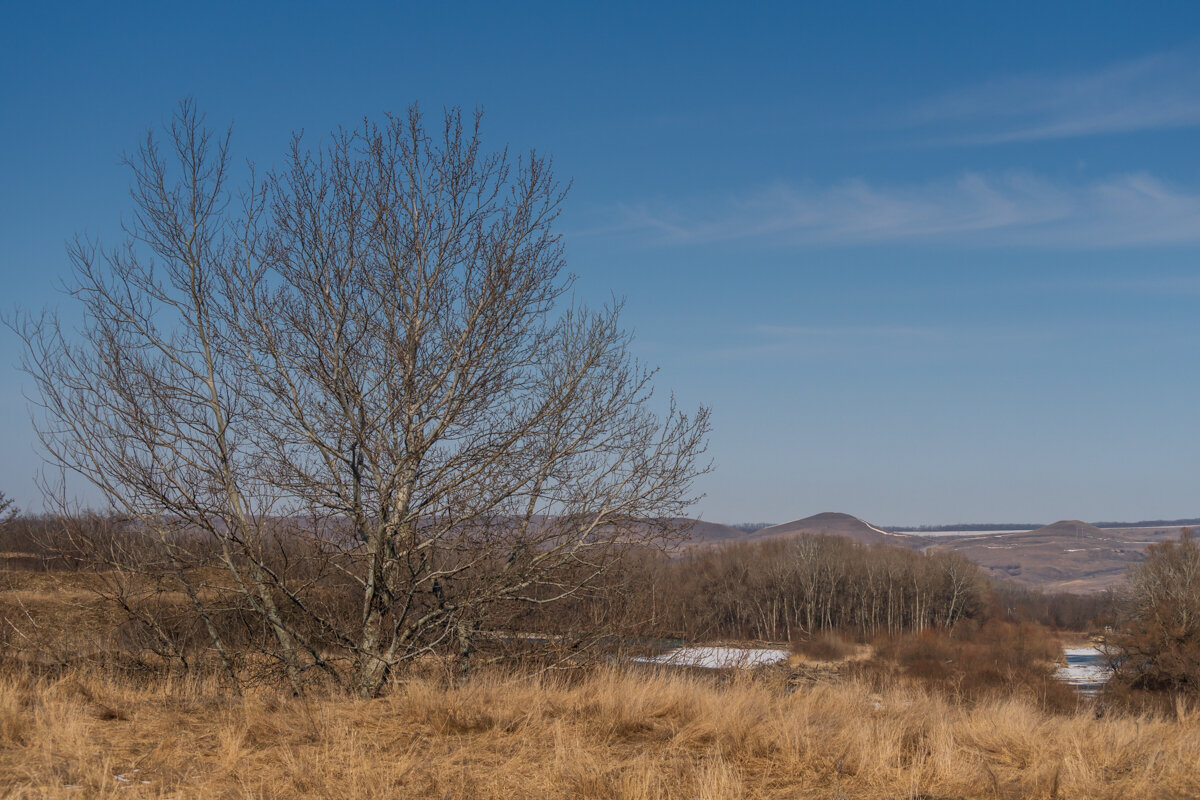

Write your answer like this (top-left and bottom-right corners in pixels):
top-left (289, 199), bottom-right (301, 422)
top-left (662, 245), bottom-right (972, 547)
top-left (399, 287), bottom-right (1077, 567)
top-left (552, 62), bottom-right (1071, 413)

top-left (990, 582), bottom-right (1114, 631)
top-left (1090, 518), bottom-right (1200, 529)
top-left (1, 513), bottom-right (1108, 647)
top-left (638, 535), bottom-right (989, 642)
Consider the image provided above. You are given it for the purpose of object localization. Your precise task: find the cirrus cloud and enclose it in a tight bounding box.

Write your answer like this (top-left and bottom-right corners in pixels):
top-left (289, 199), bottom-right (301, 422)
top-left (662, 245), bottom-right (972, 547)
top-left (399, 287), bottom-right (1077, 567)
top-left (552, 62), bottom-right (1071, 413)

top-left (612, 171), bottom-right (1200, 248)
top-left (909, 50), bottom-right (1200, 145)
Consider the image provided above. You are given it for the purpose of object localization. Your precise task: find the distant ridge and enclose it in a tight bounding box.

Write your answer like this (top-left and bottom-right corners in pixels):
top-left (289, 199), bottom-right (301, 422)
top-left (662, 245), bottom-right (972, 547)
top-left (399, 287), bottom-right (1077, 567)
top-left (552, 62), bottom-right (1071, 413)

top-left (1090, 517), bottom-right (1200, 529)
top-left (886, 517), bottom-right (1200, 533)
top-left (751, 512), bottom-right (927, 548)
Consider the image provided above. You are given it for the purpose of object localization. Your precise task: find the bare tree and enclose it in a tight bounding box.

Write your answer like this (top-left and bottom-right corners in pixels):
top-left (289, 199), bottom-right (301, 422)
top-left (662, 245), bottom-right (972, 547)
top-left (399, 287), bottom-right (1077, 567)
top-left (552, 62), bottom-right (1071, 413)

top-left (13, 101), bottom-right (710, 696)
top-left (0, 491), bottom-right (16, 523)
top-left (1109, 529), bottom-right (1200, 695)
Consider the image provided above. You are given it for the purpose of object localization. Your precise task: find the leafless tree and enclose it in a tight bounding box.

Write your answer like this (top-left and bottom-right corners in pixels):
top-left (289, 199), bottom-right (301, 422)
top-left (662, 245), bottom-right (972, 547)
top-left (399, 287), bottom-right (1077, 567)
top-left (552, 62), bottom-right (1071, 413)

top-left (0, 491), bottom-right (16, 523)
top-left (1109, 529), bottom-right (1200, 695)
top-left (13, 101), bottom-right (710, 696)
top-left (648, 535), bottom-right (988, 643)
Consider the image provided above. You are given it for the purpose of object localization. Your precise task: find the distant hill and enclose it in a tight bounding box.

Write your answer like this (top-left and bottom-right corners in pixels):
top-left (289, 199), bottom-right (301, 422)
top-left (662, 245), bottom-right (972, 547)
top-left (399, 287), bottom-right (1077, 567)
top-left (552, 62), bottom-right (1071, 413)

top-left (930, 519), bottom-right (1159, 592)
top-left (750, 512), bottom-right (928, 549)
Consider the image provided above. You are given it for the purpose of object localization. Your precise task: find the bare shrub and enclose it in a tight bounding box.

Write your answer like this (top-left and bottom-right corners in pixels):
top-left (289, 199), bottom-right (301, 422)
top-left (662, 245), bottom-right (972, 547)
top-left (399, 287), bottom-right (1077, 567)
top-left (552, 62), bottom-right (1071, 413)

top-left (864, 620), bottom-right (1076, 711)
top-left (1108, 529), bottom-right (1200, 699)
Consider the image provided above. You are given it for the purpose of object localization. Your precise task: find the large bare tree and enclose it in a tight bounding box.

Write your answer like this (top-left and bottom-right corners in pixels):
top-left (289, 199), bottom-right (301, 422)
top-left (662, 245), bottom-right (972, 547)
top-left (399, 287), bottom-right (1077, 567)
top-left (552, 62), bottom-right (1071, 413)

top-left (15, 101), bottom-right (710, 695)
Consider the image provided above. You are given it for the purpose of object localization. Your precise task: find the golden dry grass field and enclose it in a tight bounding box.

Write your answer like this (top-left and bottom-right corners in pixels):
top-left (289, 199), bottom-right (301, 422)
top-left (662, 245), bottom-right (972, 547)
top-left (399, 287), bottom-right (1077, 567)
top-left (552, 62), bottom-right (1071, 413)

top-left (2, 665), bottom-right (1199, 800)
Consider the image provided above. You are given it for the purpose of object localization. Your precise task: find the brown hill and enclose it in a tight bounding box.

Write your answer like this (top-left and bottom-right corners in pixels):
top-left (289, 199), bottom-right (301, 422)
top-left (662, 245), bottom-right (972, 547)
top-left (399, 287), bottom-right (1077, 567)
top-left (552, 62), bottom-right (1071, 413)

top-left (750, 512), bottom-right (928, 549)
top-left (932, 519), bottom-right (1143, 592)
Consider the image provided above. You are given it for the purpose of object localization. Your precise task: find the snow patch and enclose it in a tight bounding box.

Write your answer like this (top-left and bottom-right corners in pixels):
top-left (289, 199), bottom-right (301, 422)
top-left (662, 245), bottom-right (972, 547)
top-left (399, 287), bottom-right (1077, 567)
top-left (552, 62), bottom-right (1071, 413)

top-left (634, 646), bottom-right (791, 669)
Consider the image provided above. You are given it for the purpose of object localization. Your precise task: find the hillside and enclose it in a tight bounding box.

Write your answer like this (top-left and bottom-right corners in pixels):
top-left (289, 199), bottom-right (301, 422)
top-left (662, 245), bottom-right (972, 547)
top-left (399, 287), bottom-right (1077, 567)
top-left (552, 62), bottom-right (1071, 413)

top-left (932, 520), bottom-right (1145, 592)
top-left (750, 512), bottom-right (929, 548)
top-left (674, 519), bottom-right (751, 545)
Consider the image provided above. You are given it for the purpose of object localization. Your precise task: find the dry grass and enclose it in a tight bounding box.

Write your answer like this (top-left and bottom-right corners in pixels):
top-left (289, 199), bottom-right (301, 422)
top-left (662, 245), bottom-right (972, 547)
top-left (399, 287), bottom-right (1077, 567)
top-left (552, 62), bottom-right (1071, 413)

top-left (0, 664), bottom-right (1196, 799)
top-left (2, 568), bottom-right (1197, 798)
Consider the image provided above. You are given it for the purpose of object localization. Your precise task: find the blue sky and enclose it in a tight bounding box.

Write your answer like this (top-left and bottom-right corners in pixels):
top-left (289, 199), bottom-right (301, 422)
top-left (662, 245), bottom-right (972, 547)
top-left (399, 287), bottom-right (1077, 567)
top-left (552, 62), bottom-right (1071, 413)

top-left (2, 1), bottom-right (1199, 525)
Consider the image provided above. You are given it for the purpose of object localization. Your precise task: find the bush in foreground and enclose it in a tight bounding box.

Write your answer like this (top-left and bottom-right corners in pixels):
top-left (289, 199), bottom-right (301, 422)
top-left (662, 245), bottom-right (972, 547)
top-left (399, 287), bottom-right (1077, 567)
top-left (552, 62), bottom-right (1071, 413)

top-left (862, 620), bottom-right (1079, 711)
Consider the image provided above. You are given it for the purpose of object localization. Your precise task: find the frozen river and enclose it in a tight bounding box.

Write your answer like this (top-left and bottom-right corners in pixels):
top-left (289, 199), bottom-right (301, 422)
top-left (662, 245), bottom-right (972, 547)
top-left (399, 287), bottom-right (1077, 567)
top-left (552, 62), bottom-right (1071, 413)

top-left (633, 643), bottom-right (1114, 695)
top-left (1056, 646), bottom-right (1111, 694)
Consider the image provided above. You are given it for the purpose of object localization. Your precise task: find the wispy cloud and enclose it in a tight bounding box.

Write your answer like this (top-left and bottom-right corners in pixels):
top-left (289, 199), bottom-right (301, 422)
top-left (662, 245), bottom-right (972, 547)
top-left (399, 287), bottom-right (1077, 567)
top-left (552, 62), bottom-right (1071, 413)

top-left (910, 50), bottom-right (1200, 144)
top-left (613, 171), bottom-right (1200, 248)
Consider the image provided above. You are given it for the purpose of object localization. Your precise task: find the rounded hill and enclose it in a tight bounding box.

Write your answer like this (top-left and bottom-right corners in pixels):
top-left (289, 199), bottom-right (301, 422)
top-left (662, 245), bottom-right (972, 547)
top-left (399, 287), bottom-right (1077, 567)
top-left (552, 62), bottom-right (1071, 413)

top-left (752, 512), bottom-right (927, 548)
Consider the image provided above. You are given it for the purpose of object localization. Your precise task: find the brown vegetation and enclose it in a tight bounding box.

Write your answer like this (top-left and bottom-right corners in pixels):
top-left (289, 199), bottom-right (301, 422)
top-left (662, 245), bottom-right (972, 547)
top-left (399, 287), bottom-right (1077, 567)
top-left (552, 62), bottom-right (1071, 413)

top-left (648, 535), bottom-right (988, 642)
top-left (1107, 529), bottom-right (1200, 699)
top-left (2, 518), bottom-right (1194, 798)
top-left (2, 663), bottom-right (1199, 799)
top-left (1, 516), bottom-right (1105, 684)
top-left (860, 620), bottom-right (1078, 711)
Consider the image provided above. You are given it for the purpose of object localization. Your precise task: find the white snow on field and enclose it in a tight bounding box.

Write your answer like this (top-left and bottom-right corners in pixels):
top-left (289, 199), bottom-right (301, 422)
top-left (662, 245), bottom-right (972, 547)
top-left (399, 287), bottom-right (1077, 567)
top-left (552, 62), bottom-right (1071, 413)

top-left (634, 646), bottom-right (791, 669)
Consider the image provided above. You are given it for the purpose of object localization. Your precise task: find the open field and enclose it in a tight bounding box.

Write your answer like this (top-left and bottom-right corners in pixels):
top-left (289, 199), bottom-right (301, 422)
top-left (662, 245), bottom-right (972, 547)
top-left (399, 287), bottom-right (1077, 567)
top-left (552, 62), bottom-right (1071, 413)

top-left (0, 531), bottom-right (1193, 798)
top-left (2, 664), bottom-right (1199, 800)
